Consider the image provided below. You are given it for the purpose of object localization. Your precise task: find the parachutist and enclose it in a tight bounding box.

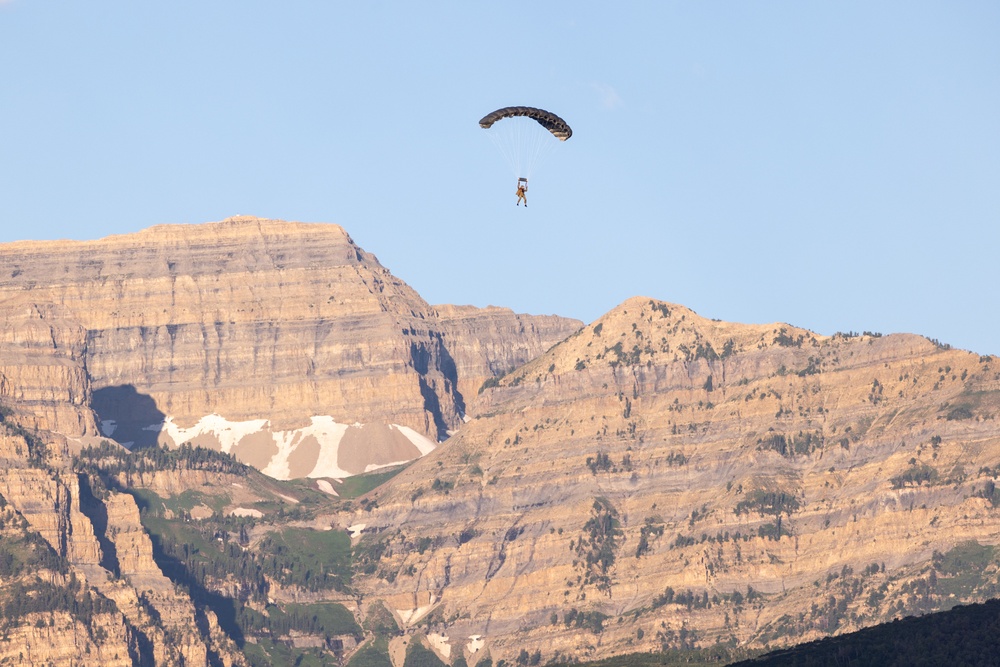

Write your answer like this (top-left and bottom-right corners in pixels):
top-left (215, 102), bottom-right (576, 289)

top-left (481, 108), bottom-right (569, 202)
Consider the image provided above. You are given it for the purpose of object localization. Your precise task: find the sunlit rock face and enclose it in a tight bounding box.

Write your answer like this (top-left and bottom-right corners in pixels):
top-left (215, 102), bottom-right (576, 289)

top-left (0, 217), bottom-right (581, 477)
top-left (351, 297), bottom-right (1000, 663)
top-left (0, 427), bottom-right (243, 666)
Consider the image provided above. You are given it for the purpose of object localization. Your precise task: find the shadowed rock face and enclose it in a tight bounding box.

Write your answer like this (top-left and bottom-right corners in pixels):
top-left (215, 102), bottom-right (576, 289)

top-left (92, 385), bottom-right (166, 449)
top-left (0, 217), bottom-right (581, 476)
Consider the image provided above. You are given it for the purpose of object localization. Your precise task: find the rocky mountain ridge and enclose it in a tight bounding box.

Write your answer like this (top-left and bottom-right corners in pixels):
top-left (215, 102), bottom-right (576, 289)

top-left (2, 220), bottom-right (999, 666)
top-left (347, 297), bottom-right (1000, 663)
top-left (0, 217), bottom-right (581, 476)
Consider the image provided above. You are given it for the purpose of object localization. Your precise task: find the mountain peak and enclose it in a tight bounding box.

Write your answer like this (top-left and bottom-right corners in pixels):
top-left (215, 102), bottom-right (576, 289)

top-left (359, 296), bottom-right (999, 665)
top-left (499, 296), bottom-right (824, 384)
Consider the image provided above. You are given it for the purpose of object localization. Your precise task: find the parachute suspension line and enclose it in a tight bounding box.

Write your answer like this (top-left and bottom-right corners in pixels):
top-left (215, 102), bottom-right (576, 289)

top-left (518, 118), bottom-right (538, 179)
top-left (511, 117), bottom-right (526, 177)
top-left (514, 117), bottom-right (533, 177)
top-left (480, 106), bottom-right (572, 184)
top-left (523, 124), bottom-right (558, 180)
top-left (487, 118), bottom-right (534, 179)
top-left (486, 129), bottom-right (518, 178)
top-left (490, 117), bottom-right (557, 180)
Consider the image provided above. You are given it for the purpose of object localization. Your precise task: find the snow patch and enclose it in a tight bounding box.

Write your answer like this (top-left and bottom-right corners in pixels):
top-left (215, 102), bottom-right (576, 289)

top-left (364, 459), bottom-right (412, 473)
top-left (161, 415), bottom-right (269, 454)
top-left (261, 416), bottom-right (355, 480)
top-left (396, 595), bottom-right (437, 626)
top-left (348, 523), bottom-right (366, 538)
top-left (427, 633), bottom-right (451, 659)
top-left (315, 479), bottom-right (338, 496)
top-left (302, 416), bottom-right (351, 478)
top-left (141, 414), bottom-right (436, 481)
top-left (393, 424), bottom-right (437, 455)
top-left (230, 507), bottom-right (263, 518)
top-left (190, 505), bottom-right (213, 520)
top-left (467, 635), bottom-right (485, 654)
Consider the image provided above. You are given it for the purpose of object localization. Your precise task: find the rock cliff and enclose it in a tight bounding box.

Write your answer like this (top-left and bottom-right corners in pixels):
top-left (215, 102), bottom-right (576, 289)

top-left (0, 217), bottom-right (581, 476)
top-left (0, 610), bottom-right (136, 667)
top-left (5, 216), bottom-right (1000, 665)
top-left (351, 297), bottom-right (1000, 663)
top-left (0, 301), bottom-right (93, 437)
top-left (0, 425), bottom-right (247, 666)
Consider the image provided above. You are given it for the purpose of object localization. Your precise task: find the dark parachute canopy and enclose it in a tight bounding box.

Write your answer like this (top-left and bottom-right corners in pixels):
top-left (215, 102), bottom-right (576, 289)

top-left (479, 106), bottom-right (573, 141)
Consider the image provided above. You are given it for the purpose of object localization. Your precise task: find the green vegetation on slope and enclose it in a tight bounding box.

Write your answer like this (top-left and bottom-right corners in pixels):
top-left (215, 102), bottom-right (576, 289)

top-left (348, 636), bottom-right (393, 667)
top-left (73, 441), bottom-right (368, 666)
top-left (574, 497), bottom-right (623, 591)
top-left (1, 577), bottom-right (119, 632)
top-left (0, 510), bottom-right (67, 578)
top-left (0, 503), bottom-right (119, 636)
top-left (335, 464), bottom-right (408, 499)
top-left (550, 644), bottom-right (757, 667)
top-left (75, 440), bottom-right (252, 482)
top-left (258, 527), bottom-right (353, 591)
top-left (138, 509), bottom-right (358, 664)
top-left (404, 639), bottom-right (447, 667)
top-left (244, 637), bottom-right (341, 667)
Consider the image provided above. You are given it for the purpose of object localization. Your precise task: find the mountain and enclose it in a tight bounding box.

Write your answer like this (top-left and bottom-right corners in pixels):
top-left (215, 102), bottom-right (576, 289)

top-left (348, 297), bottom-right (1000, 664)
top-left (0, 217), bottom-right (581, 477)
top-left (2, 220), bottom-right (1000, 666)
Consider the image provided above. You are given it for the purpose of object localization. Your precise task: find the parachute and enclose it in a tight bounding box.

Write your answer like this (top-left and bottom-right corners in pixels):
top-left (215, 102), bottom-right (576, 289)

top-left (478, 106), bottom-right (573, 141)
top-left (479, 106), bottom-right (572, 186)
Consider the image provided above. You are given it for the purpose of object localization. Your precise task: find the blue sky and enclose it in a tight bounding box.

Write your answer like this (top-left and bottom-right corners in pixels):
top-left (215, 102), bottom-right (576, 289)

top-left (2, 2), bottom-right (998, 354)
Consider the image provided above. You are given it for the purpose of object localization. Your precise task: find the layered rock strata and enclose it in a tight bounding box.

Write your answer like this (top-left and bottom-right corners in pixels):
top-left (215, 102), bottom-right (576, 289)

top-left (0, 302), bottom-right (93, 436)
top-left (0, 217), bottom-right (580, 476)
top-left (0, 610), bottom-right (136, 667)
top-left (351, 297), bottom-right (1000, 663)
top-left (0, 425), bottom-right (246, 666)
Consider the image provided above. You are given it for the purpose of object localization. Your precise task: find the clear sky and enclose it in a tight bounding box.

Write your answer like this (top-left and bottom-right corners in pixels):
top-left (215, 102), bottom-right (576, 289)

top-left (2, 2), bottom-right (998, 355)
